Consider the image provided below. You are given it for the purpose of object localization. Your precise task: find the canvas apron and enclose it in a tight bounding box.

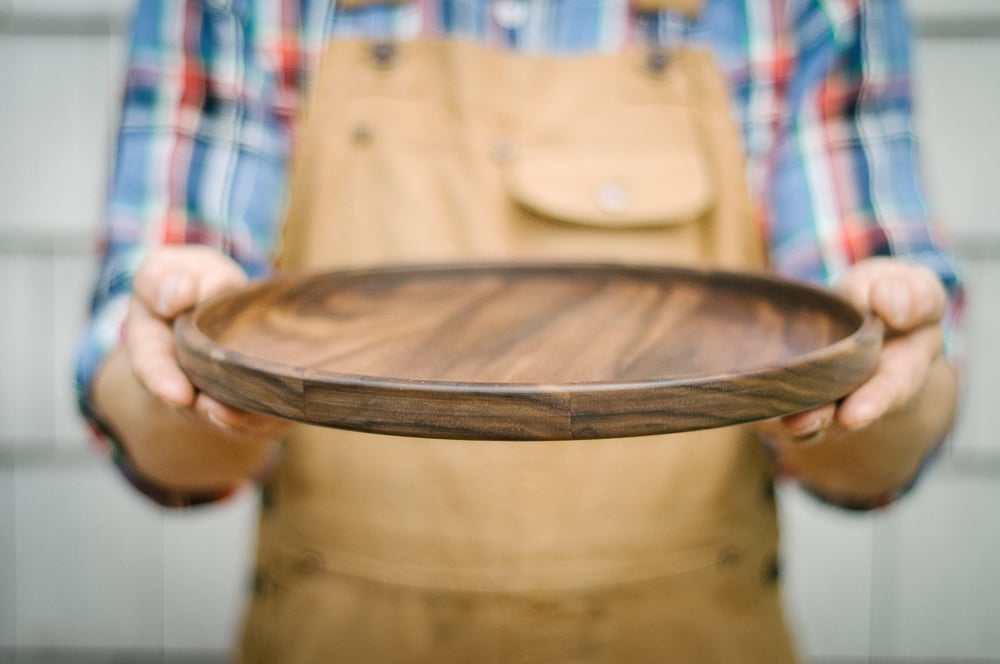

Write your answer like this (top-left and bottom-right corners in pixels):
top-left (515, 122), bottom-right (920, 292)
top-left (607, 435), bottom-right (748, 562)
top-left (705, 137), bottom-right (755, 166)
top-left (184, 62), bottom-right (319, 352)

top-left (239, 5), bottom-right (798, 661)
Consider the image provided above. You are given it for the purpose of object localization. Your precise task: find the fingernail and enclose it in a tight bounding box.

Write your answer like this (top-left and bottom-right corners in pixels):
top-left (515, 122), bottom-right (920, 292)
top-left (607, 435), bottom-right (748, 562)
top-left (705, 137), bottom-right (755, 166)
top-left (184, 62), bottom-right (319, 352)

top-left (199, 400), bottom-right (235, 431)
top-left (887, 281), bottom-right (910, 327)
top-left (847, 418), bottom-right (874, 433)
top-left (790, 416), bottom-right (827, 445)
top-left (794, 429), bottom-right (826, 446)
top-left (157, 274), bottom-right (180, 315)
top-left (205, 407), bottom-right (234, 431)
top-left (793, 416), bottom-right (823, 437)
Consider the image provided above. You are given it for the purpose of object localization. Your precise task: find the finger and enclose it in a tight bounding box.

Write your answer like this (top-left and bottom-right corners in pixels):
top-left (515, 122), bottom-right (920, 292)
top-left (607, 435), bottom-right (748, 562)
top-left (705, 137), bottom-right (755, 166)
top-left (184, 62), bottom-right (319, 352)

top-left (125, 300), bottom-right (196, 407)
top-left (837, 259), bottom-right (947, 332)
top-left (133, 250), bottom-right (198, 318)
top-left (194, 261), bottom-right (249, 304)
top-left (835, 323), bottom-right (943, 430)
top-left (195, 394), bottom-right (292, 438)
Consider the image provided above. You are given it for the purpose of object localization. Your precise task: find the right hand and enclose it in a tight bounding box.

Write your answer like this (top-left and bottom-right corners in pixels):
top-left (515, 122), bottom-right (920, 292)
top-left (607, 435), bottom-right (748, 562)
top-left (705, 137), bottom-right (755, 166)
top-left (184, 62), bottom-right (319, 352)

top-left (126, 245), bottom-right (291, 440)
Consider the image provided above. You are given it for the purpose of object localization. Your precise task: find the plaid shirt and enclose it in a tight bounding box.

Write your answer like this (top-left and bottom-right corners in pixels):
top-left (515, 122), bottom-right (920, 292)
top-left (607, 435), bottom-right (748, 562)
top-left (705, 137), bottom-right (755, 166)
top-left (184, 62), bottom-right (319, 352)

top-left (77, 0), bottom-right (964, 508)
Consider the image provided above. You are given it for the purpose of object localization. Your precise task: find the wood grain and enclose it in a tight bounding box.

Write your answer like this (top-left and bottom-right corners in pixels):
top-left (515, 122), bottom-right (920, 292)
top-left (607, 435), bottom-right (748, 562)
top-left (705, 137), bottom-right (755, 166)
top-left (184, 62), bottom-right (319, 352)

top-left (175, 262), bottom-right (882, 439)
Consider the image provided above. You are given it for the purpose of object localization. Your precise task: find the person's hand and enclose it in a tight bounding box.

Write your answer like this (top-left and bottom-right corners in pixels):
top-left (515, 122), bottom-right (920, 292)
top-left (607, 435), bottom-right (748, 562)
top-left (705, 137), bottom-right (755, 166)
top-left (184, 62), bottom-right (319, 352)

top-left (126, 245), bottom-right (291, 439)
top-left (756, 257), bottom-right (948, 445)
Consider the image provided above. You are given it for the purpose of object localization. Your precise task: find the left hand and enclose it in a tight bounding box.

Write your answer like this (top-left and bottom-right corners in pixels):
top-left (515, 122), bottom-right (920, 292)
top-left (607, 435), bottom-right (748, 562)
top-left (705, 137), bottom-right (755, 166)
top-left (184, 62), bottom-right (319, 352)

top-left (756, 257), bottom-right (949, 445)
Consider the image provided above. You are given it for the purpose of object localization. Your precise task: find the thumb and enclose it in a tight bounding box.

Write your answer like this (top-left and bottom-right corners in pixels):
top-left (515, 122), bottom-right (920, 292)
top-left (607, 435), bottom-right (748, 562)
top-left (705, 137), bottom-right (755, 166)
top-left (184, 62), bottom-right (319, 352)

top-left (152, 271), bottom-right (198, 319)
top-left (134, 246), bottom-right (248, 320)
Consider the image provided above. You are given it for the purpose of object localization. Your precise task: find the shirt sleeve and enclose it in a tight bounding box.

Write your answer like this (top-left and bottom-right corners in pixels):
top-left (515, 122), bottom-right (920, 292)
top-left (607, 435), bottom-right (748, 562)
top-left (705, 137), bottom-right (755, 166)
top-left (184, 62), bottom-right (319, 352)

top-left (75, 0), bottom-right (297, 507)
top-left (762, 0), bottom-right (965, 509)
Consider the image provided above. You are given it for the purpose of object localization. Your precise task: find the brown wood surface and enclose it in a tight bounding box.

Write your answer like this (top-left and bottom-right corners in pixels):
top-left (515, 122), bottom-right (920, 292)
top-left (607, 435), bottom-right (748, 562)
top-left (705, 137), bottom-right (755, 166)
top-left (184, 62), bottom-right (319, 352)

top-left (175, 262), bottom-right (882, 440)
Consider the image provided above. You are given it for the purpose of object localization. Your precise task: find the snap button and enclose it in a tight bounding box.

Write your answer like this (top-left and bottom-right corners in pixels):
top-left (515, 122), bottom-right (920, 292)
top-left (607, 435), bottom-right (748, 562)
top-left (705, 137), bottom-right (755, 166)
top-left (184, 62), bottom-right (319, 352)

top-left (492, 0), bottom-right (529, 30)
top-left (252, 570), bottom-right (277, 597)
top-left (717, 547), bottom-right (743, 570)
top-left (597, 182), bottom-right (628, 214)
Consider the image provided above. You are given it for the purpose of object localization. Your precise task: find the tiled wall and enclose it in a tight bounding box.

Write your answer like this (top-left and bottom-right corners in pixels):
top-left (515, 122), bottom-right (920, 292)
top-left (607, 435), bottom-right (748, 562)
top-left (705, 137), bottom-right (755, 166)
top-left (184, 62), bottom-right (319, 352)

top-left (777, 17), bottom-right (1000, 661)
top-left (1, 1), bottom-right (998, 660)
top-left (0, 5), bottom-right (258, 655)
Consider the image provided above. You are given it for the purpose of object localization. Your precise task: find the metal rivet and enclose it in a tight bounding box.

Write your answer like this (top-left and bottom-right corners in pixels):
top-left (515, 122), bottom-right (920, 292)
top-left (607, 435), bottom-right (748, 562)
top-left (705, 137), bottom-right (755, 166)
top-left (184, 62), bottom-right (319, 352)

top-left (597, 182), bottom-right (628, 214)
top-left (260, 484), bottom-right (276, 511)
top-left (763, 555), bottom-right (782, 584)
top-left (294, 550), bottom-right (325, 575)
top-left (371, 41), bottom-right (397, 69)
top-left (352, 125), bottom-right (373, 145)
top-left (586, 598), bottom-right (607, 619)
top-left (762, 478), bottom-right (776, 503)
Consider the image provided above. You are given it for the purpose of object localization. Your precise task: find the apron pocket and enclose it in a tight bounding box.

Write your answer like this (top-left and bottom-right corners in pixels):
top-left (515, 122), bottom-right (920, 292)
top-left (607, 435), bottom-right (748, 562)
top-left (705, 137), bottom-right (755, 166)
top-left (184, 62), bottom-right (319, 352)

top-left (504, 144), bottom-right (714, 229)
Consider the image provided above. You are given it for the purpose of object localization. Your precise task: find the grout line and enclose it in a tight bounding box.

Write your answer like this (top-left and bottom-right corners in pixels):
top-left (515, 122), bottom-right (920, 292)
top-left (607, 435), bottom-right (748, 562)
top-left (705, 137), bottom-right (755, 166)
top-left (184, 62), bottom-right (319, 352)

top-left (12, 445), bottom-right (16, 649)
top-left (869, 507), bottom-right (898, 659)
top-left (916, 17), bottom-right (1000, 39)
top-left (0, 446), bottom-right (107, 468)
top-left (0, 12), bottom-right (126, 36)
top-left (944, 453), bottom-right (1000, 477)
top-left (0, 232), bottom-right (101, 255)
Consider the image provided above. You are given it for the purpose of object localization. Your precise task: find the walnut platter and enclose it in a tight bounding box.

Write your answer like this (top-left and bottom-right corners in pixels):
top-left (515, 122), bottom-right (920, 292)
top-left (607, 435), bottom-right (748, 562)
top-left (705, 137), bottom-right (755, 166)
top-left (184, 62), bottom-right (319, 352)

top-left (175, 262), bottom-right (882, 440)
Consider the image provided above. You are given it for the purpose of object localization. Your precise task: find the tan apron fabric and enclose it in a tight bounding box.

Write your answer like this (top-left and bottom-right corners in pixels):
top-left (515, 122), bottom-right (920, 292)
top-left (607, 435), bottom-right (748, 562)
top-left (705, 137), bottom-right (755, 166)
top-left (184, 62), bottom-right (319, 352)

top-left (238, 37), bottom-right (797, 664)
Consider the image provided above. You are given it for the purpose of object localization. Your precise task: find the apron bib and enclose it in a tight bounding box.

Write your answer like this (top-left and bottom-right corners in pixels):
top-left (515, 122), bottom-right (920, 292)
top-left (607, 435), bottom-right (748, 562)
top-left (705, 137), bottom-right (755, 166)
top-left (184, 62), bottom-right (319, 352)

top-left (238, 13), bottom-right (797, 663)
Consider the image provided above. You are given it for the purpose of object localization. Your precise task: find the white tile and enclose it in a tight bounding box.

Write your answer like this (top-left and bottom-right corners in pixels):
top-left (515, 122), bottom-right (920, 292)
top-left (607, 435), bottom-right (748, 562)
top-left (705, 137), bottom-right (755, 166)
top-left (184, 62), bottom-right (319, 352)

top-left (14, 460), bottom-right (165, 649)
top-left (0, 253), bottom-right (55, 451)
top-left (872, 468), bottom-right (1000, 660)
top-left (949, 258), bottom-right (1000, 458)
top-left (914, 39), bottom-right (1000, 239)
top-left (0, 467), bottom-right (15, 648)
top-left (162, 490), bottom-right (259, 652)
top-left (0, 33), bottom-right (123, 236)
top-left (52, 251), bottom-right (101, 452)
top-left (779, 485), bottom-right (875, 659)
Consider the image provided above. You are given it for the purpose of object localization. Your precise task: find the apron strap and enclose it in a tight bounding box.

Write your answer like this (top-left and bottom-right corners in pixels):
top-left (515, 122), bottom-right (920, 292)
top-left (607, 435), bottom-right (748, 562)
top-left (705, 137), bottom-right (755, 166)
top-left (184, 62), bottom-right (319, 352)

top-left (336, 0), bottom-right (702, 17)
top-left (631, 0), bottom-right (700, 15)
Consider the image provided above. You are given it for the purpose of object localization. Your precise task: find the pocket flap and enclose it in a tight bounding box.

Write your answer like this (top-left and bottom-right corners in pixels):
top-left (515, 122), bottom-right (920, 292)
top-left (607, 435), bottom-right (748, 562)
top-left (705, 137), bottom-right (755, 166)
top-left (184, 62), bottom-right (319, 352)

top-left (505, 146), bottom-right (714, 228)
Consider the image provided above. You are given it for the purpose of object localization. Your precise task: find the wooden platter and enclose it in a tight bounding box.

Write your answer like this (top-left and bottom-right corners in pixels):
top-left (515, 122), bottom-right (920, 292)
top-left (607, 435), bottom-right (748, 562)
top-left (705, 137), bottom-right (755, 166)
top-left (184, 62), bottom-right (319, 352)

top-left (175, 262), bottom-right (882, 440)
